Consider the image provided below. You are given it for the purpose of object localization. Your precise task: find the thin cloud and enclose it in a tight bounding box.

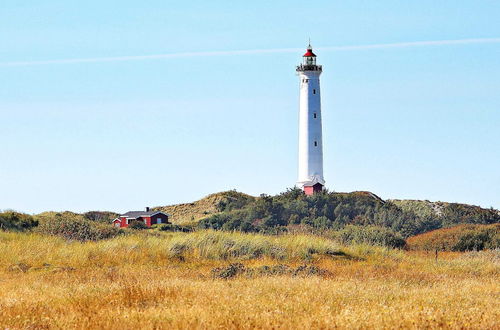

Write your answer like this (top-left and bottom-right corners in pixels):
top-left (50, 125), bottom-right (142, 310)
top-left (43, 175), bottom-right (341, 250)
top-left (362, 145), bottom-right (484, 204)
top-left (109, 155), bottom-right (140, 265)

top-left (1, 38), bottom-right (499, 67)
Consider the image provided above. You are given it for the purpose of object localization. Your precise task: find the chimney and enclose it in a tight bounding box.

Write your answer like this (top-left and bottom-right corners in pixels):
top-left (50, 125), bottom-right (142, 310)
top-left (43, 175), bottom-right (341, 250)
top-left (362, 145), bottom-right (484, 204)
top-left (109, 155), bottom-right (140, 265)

top-left (145, 207), bottom-right (150, 212)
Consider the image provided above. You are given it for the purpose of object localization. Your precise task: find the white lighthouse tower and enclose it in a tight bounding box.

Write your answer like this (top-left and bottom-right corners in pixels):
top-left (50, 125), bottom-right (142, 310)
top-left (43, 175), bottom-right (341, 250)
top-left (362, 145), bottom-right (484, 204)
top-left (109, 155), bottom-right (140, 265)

top-left (296, 43), bottom-right (325, 195)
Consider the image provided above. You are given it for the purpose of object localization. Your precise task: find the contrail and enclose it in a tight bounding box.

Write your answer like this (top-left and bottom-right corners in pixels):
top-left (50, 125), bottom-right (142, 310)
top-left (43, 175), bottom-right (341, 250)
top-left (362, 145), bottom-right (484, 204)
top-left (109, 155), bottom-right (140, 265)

top-left (319, 37), bottom-right (500, 51)
top-left (1, 37), bottom-right (499, 67)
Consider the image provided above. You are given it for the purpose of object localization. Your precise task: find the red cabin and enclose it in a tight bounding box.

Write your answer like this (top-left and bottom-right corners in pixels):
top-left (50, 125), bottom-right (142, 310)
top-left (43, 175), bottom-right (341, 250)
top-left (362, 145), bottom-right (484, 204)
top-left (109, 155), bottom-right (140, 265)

top-left (112, 207), bottom-right (170, 228)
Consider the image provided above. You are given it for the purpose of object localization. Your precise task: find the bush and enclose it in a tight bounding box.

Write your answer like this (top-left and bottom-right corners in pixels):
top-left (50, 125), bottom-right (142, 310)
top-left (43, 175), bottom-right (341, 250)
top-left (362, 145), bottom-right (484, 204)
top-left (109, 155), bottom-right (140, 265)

top-left (407, 223), bottom-right (500, 251)
top-left (0, 211), bottom-right (38, 231)
top-left (155, 224), bottom-right (192, 232)
top-left (37, 216), bottom-right (122, 241)
top-left (453, 232), bottom-right (490, 251)
top-left (83, 211), bottom-right (119, 223)
top-left (335, 225), bottom-right (406, 248)
top-left (128, 220), bottom-right (148, 230)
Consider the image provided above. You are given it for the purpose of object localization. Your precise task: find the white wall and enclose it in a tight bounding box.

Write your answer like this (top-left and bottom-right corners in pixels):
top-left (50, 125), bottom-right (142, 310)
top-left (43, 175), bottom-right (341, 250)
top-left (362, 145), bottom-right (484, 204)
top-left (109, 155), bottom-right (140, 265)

top-left (297, 69), bottom-right (325, 187)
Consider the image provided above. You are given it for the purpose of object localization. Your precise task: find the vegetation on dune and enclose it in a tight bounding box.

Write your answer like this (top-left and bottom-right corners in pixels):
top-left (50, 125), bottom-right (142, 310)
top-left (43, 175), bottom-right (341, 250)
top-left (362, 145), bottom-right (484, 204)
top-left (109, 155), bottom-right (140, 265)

top-left (197, 188), bottom-right (499, 238)
top-left (390, 199), bottom-right (500, 227)
top-left (165, 230), bottom-right (348, 260)
top-left (0, 211), bottom-right (38, 231)
top-left (211, 263), bottom-right (332, 279)
top-left (153, 190), bottom-right (256, 224)
top-left (4, 189), bottom-right (499, 249)
top-left (82, 210), bottom-right (119, 223)
top-left (127, 219), bottom-right (148, 230)
top-left (34, 210), bottom-right (118, 224)
top-left (153, 223), bottom-right (193, 232)
top-left (36, 215), bottom-right (122, 241)
top-left (34, 210), bottom-right (85, 223)
top-left (333, 225), bottom-right (406, 248)
top-left (0, 231), bottom-right (498, 328)
top-left (0, 230), bottom-right (389, 269)
top-left (2, 191), bottom-right (498, 328)
top-left (388, 199), bottom-right (441, 218)
top-left (407, 223), bottom-right (500, 251)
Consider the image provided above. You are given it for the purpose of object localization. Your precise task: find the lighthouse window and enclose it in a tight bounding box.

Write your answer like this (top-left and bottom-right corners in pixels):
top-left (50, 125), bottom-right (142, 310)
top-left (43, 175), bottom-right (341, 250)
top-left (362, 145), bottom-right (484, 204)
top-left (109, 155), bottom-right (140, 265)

top-left (313, 113), bottom-right (317, 118)
top-left (314, 141), bottom-right (318, 147)
top-left (313, 89), bottom-right (316, 94)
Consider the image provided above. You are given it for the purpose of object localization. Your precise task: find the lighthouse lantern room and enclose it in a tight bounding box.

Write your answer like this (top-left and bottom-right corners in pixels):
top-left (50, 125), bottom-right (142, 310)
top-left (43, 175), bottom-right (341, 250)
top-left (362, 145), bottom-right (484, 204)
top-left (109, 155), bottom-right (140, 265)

top-left (296, 43), bottom-right (325, 195)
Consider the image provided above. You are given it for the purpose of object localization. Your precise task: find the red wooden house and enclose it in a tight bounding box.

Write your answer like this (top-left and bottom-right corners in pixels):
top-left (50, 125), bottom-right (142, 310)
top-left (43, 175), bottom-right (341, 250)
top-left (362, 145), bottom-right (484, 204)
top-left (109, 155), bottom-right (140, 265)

top-left (112, 207), bottom-right (170, 228)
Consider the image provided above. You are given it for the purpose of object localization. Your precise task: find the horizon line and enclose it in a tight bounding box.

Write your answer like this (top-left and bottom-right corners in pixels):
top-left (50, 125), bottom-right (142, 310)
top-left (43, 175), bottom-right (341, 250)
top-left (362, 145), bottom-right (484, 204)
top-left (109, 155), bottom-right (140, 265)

top-left (1, 37), bottom-right (500, 67)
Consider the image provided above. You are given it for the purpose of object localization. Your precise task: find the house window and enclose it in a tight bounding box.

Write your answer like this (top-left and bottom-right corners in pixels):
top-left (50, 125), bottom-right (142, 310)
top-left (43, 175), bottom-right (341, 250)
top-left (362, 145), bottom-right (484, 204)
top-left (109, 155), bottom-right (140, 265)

top-left (157, 218), bottom-right (162, 224)
top-left (313, 89), bottom-right (316, 94)
top-left (313, 113), bottom-right (317, 119)
top-left (314, 141), bottom-right (318, 147)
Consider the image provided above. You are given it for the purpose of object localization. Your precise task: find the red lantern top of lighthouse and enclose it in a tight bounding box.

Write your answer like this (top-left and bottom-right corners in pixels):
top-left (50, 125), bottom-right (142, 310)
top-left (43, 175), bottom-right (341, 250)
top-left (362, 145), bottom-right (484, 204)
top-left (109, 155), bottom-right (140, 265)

top-left (296, 41), bottom-right (322, 72)
top-left (303, 45), bottom-right (316, 57)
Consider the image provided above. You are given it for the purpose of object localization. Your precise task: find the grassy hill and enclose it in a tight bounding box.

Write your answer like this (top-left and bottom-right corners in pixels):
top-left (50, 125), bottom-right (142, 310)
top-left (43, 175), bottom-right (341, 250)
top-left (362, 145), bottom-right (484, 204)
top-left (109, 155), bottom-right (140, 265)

top-left (152, 190), bottom-right (388, 225)
top-left (34, 210), bottom-right (118, 224)
top-left (191, 189), bottom-right (500, 237)
top-left (389, 199), bottom-right (500, 226)
top-left (152, 190), bottom-right (256, 224)
top-left (35, 211), bottom-right (85, 223)
top-left (10, 189), bottom-right (497, 239)
top-left (388, 199), bottom-right (444, 218)
top-left (151, 191), bottom-right (499, 233)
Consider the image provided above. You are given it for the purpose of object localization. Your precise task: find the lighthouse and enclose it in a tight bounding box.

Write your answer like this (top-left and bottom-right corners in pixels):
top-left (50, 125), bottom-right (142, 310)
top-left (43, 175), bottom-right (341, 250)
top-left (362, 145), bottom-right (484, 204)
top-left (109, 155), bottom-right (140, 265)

top-left (296, 43), bottom-right (325, 195)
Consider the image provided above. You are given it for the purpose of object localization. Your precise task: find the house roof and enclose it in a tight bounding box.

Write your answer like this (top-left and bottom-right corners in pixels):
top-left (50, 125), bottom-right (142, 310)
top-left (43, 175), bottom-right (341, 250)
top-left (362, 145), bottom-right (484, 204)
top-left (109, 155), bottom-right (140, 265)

top-left (119, 211), bottom-right (169, 218)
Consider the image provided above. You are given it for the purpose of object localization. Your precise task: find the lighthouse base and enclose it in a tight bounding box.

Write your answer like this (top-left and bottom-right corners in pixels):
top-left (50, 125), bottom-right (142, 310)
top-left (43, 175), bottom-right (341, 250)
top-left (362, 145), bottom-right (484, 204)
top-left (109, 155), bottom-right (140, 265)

top-left (303, 183), bottom-right (323, 196)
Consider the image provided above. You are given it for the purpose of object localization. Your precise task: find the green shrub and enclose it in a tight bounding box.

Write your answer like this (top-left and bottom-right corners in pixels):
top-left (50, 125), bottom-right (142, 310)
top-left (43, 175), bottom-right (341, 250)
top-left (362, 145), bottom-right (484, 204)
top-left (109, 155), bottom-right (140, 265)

top-left (128, 220), bottom-right (148, 230)
top-left (452, 228), bottom-right (499, 251)
top-left (83, 211), bottom-right (119, 223)
top-left (155, 223), bottom-right (192, 232)
top-left (0, 211), bottom-right (38, 231)
top-left (335, 225), bottom-right (406, 248)
top-left (453, 232), bottom-right (488, 251)
top-left (36, 216), bottom-right (122, 241)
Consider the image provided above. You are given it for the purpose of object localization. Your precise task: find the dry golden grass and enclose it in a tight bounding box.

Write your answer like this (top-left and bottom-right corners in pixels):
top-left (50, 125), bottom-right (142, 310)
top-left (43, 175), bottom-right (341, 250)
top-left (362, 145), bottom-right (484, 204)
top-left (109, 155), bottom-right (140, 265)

top-left (0, 231), bottom-right (499, 329)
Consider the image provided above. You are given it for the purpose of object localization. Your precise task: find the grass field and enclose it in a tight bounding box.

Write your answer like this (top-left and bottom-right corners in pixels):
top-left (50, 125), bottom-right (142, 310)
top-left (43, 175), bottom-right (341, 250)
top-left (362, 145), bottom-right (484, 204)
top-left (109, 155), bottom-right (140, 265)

top-left (0, 231), bottom-right (498, 329)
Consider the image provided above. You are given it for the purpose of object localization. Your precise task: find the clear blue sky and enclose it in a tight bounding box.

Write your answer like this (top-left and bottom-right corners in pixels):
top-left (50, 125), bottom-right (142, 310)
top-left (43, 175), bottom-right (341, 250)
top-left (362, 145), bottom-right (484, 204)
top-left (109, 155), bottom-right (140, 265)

top-left (1, 0), bottom-right (499, 214)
